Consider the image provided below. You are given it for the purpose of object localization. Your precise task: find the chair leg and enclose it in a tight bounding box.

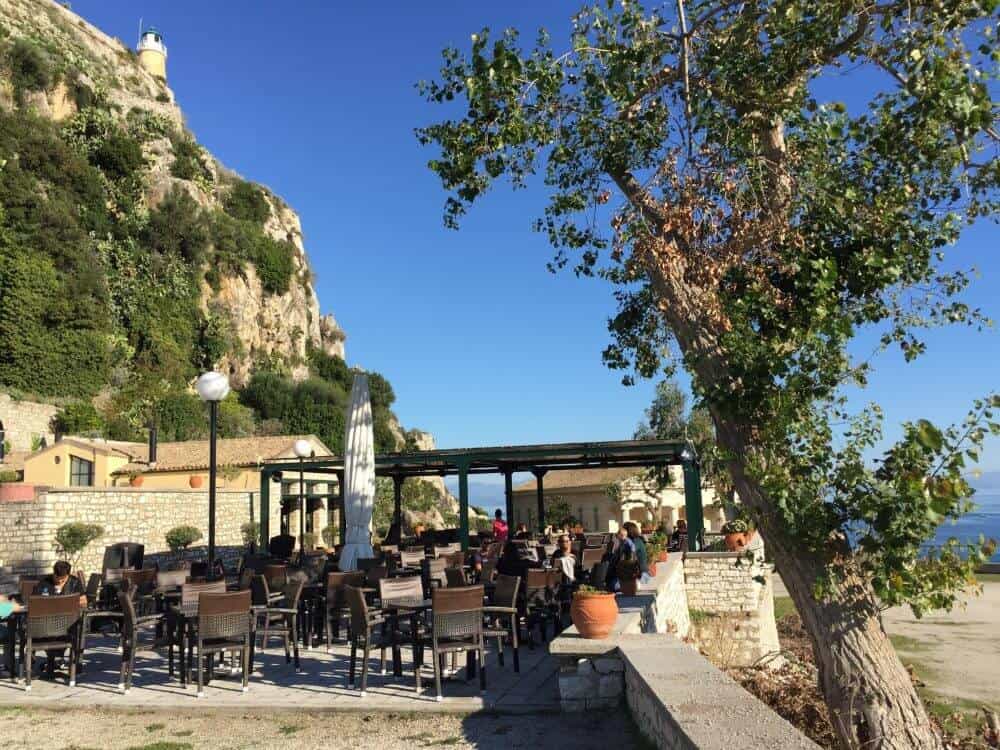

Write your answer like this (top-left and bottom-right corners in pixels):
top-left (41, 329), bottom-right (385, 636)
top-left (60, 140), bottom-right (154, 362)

top-left (496, 636), bottom-right (505, 667)
top-left (242, 639), bottom-right (250, 692)
top-left (360, 639), bottom-right (370, 695)
top-left (196, 643), bottom-right (204, 698)
top-left (291, 616), bottom-right (300, 671)
top-left (478, 647), bottom-right (486, 693)
top-left (118, 640), bottom-right (128, 691)
top-left (348, 640), bottom-right (357, 686)
top-left (68, 645), bottom-right (77, 688)
top-left (24, 643), bottom-right (31, 692)
top-left (432, 646), bottom-right (443, 702)
top-left (128, 639), bottom-right (138, 691)
top-left (325, 610), bottom-right (332, 652)
top-left (511, 621), bottom-right (520, 674)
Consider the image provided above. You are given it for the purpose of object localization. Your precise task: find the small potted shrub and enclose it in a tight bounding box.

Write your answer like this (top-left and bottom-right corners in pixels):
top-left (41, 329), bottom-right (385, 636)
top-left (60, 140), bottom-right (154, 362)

top-left (570, 585), bottom-right (618, 639)
top-left (240, 521), bottom-right (260, 551)
top-left (165, 525), bottom-right (203, 561)
top-left (721, 518), bottom-right (751, 551)
top-left (616, 558), bottom-right (641, 596)
top-left (646, 537), bottom-right (667, 576)
top-left (321, 524), bottom-right (338, 549)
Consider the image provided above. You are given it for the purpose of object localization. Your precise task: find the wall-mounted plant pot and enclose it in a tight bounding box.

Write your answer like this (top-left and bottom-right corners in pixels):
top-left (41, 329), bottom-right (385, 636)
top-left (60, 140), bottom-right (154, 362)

top-left (724, 532), bottom-right (748, 552)
top-left (189, 475), bottom-right (204, 489)
top-left (129, 475), bottom-right (144, 487)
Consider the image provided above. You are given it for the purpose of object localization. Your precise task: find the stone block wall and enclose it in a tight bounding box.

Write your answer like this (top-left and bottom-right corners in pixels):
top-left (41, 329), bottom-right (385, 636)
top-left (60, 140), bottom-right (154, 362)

top-left (0, 393), bottom-right (58, 454)
top-left (0, 487), bottom-right (281, 577)
top-left (683, 551), bottom-right (781, 668)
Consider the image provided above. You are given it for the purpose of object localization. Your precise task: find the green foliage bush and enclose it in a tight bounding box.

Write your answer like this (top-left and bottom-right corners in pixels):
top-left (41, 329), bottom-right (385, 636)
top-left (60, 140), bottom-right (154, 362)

top-left (320, 524), bottom-right (338, 547)
top-left (209, 210), bottom-right (296, 295)
top-left (55, 401), bottom-right (104, 436)
top-left (6, 39), bottom-right (54, 102)
top-left (223, 181), bottom-right (270, 225)
top-left (240, 521), bottom-right (260, 547)
top-left (54, 522), bottom-right (104, 563)
top-left (170, 135), bottom-right (213, 187)
top-left (165, 525), bottom-right (202, 552)
top-left (143, 187), bottom-right (209, 265)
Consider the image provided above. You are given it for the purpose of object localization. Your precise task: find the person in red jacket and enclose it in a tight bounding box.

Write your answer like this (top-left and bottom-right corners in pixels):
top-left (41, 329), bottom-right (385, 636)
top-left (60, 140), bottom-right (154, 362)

top-left (491, 509), bottom-right (509, 543)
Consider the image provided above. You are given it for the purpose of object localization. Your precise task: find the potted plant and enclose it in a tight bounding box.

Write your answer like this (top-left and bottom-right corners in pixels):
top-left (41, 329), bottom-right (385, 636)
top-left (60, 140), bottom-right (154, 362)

top-left (240, 521), bottom-right (260, 551)
top-left (165, 525), bottom-right (203, 562)
top-left (721, 518), bottom-right (751, 551)
top-left (616, 558), bottom-right (641, 596)
top-left (189, 475), bottom-right (204, 489)
top-left (300, 532), bottom-right (317, 551)
top-left (570, 585), bottom-right (619, 639)
top-left (54, 522), bottom-right (104, 574)
top-left (127, 471), bottom-right (144, 487)
top-left (645, 537), bottom-right (666, 576)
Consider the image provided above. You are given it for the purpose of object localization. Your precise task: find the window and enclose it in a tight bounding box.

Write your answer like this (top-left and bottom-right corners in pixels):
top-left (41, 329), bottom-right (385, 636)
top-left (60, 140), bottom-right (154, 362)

top-left (69, 456), bottom-right (94, 487)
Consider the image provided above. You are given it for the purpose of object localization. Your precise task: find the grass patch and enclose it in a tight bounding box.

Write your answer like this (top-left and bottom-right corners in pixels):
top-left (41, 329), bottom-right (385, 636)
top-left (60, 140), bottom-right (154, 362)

top-left (688, 608), bottom-right (717, 625)
top-left (889, 633), bottom-right (931, 653)
top-left (430, 739), bottom-right (461, 747)
top-left (277, 725), bottom-right (301, 736)
top-left (145, 723), bottom-right (165, 733)
top-left (171, 731), bottom-right (193, 738)
top-left (773, 595), bottom-right (797, 621)
top-left (402, 733), bottom-right (434, 743)
top-left (126, 743), bottom-right (193, 750)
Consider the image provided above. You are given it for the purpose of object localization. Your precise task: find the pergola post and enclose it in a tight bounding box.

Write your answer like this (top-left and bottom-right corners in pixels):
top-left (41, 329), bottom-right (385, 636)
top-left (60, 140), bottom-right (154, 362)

top-left (392, 474), bottom-right (404, 531)
top-left (682, 455), bottom-right (704, 551)
top-left (503, 467), bottom-right (513, 528)
top-left (336, 469), bottom-right (346, 546)
top-left (532, 468), bottom-right (547, 533)
top-left (259, 470), bottom-right (271, 549)
top-left (457, 458), bottom-right (470, 551)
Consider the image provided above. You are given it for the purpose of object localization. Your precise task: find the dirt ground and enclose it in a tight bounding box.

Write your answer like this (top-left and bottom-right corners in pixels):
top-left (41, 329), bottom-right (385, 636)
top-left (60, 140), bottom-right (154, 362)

top-left (4, 706), bottom-right (645, 750)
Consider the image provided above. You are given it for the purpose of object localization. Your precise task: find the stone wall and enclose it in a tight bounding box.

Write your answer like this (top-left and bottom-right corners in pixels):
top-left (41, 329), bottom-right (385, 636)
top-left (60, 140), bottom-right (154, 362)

top-left (0, 393), bottom-right (58, 454)
top-left (0, 487), bottom-right (282, 577)
top-left (683, 551), bottom-right (781, 668)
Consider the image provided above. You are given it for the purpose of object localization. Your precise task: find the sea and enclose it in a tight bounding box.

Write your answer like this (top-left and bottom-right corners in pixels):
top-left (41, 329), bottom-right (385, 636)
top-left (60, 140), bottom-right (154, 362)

top-left (931, 483), bottom-right (1000, 562)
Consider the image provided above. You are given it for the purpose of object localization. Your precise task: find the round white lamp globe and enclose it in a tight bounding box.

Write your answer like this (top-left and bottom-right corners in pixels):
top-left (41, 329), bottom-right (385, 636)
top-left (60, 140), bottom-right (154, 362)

top-left (293, 439), bottom-right (313, 459)
top-left (195, 371), bottom-right (230, 403)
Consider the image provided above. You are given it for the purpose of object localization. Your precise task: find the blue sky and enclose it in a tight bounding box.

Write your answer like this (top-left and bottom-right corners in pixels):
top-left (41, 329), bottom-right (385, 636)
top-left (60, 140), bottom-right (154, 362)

top-left (71, 1), bottom-right (998, 478)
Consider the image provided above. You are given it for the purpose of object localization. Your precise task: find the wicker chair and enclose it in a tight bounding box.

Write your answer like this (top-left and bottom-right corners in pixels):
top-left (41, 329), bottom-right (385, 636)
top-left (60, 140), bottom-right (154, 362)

top-left (324, 571), bottom-right (365, 649)
top-left (483, 574), bottom-right (520, 672)
top-left (399, 549), bottom-right (425, 568)
top-left (156, 569), bottom-right (188, 590)
top-left (23, 595), bottom-right (81, 691)
top-left (122, 568), bottom-right (158, 615)
top-left (523, 569), bottom-right (558, 643)
top-left (263, 564), bottom-right (287, 590)
top-left (117, 589), bottom-right (163, 692)
top-left (441, 551), bottom-right (465, 570)
top-left (426, 585), bottom-right (486, 701)
top-left (584, 533), bottom-right (605, 548)
top-left (421, 558), bottom-right (447, 596)
top-left (444, 567), bottom-right (467, 588)
top-left (344, 584), bottom-right (388, 695)
top-left (253, 577), bottom-right (302, 669)
top-left (193, 590), bottom-right (253, 698)
top-left (16, 578), bottom-right (38, 604)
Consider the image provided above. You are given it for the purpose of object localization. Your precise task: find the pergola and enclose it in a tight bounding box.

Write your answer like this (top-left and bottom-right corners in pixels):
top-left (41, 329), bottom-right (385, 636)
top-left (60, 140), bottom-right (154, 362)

top-left (258, 439), bottom-right (705, 551)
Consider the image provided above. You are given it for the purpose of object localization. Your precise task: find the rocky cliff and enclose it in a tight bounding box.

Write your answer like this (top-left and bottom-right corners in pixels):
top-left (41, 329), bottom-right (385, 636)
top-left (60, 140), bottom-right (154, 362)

top-left (0, 0), bottom-right (345, 386)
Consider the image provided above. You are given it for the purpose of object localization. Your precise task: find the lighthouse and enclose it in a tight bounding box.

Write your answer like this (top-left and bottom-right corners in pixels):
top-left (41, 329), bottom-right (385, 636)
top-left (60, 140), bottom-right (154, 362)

top-left (136, 27), bottom-right (167, 80)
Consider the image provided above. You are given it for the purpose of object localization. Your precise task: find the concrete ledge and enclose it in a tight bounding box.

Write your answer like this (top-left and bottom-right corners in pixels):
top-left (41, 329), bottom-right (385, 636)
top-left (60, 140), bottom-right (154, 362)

top-left (618, 635), bottom-right (819, 749)
top-left (550, 611), bottom-right (644, 657)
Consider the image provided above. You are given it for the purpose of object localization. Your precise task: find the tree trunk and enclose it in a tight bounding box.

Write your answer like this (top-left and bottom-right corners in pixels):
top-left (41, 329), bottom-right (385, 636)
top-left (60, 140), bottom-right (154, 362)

top-left (640, 255), bottom-right (943, 749)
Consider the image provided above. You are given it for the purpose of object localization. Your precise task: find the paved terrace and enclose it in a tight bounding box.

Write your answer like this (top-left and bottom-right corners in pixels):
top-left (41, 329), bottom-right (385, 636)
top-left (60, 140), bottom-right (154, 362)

top-left (0, 634), bottom-right (559, 712)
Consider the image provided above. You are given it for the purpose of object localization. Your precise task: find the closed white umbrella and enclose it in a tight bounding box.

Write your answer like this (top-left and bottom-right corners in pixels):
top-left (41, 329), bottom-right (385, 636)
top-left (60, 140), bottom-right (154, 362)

top-left (338, 373), bottom-right (376, 571)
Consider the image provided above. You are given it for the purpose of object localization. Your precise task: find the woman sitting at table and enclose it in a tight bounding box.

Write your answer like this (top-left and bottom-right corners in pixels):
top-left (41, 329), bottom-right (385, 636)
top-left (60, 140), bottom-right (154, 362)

top-left (551, 534), bottom-right (576, 582)
top-left (497, 541), bottom-right (542, 579)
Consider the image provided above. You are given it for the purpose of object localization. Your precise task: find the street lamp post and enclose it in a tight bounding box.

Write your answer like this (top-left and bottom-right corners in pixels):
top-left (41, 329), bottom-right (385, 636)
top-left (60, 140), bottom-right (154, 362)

top-left (196, 371), bottom-right (230, 576)
top-left (293, 439), bottom-right (312, 553)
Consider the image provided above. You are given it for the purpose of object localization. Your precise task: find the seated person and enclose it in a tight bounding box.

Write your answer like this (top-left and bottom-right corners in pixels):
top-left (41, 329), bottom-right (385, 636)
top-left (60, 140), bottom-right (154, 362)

top-left (496, 541), bottom-right (542, 579)
top-left (513, 523), bottom-right (531, 540)
top-left (33, 561), bottom-right (87, 607)
top-left (669, 520), bottom-right (688, 552)
top-left (551, 534), bottom-right (576, 581)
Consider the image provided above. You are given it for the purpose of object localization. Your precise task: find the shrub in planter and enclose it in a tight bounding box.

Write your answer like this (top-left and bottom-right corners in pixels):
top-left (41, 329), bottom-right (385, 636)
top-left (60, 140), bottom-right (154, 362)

top-left (616, 558), bottom-right (641, 596)
top-left (300, 532), bottom-right (317, 550)
top-left (165, 525), bottom-right (202, 554)
top-left (570, 585), bottom-right (618, 639)
top-left (54, 522), bottom-right (104, 570)
top-left (320, 524), bottom-right (338, 548)
top-left (240, 521), bottom-right (260, 549)
top-left (721, 519), bottom-right (752, 552)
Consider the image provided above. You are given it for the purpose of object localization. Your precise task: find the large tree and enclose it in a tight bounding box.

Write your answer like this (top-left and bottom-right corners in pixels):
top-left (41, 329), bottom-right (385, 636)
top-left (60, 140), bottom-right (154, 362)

top-left (417, 2), bottom-right (998, 748)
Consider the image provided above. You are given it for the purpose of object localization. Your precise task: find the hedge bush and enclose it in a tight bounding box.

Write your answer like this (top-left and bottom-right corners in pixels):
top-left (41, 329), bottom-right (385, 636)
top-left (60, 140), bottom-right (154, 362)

top-left (165, 525), bottom-right (202, 552)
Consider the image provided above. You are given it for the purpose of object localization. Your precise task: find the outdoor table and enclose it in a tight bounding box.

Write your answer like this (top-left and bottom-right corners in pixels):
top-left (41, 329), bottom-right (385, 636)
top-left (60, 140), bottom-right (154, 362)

top-left (379, 598), bottom-right (431, 677)
top-left (169, 602), bottom-right (266, 687)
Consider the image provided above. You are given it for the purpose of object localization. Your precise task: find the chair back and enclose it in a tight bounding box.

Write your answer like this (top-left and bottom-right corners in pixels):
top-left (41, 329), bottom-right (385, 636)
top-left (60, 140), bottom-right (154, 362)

top-left (524, 568), bottom-right (549, 607)
top-left (344, 585), bottom-right (369, 634)
top-left (122, 568), bottom-right (157, 595)
top-left (365, 565), bottom-right (388, 588)
top-left (542, 544), bottom-right (556, 557)
top-left (431, 585), bottom-right (484, 642)
top-left (26, 594), bottom-right (80, 639)
top-left (279, 579), bottom-right (305, 609)
top-left (18, 577), bottom-right (39, 602)
top-left (580, 547), bottom-right (603, 572)
top-left (198, 590), bottom-right (252, 639)
top-left (421, 557), bottom-right (447, 592)
top-left (356, 557), bottom-right (380, 573)
top-left (433, 543), bottom-right (461, 558)
top-left (237, 567), bottom-right (254, 590)
top-left (378, 576), bottom-right (423, 605)
top-left (399, 549), bottom-right (424, 567)
top-left (444, 567), bottom-right (467, 588)
top-left (103, 567), bottom-right (127, 585)
top-left (570, 540), bottom-right (584, 559)
top-left (442, 551), bottom-right (465, 570)
top-left (380, 544), bottom-right (399, 556)
top-left (546, 568), bottom-right (563, 589)
top-left (480, 559), bottom-right (496, 584)
top-left (85, 573), bottom-right (102, 604)
top-left (189, 561), bottom-right (209, 579)
top-left (492, 574), bottom-right (520, 609)
top-left (269, 534), bottom-right (296, 559)
top-left (250, 574), bottom-right (270, 607)
top-left (156, 569), bottom-right (188, 590)
top-left (584, 533), bottom-right (605, 548)
top-left (326, 571), bottom-right (364, 609)
top-left (298, 551), bottom-right (326, 582)
top-left (263, 564), bottom-right (287, 589)
top-left (181, 580), bottom-right (225, 607)
top-left (589, 561), bottom-right (610, 589)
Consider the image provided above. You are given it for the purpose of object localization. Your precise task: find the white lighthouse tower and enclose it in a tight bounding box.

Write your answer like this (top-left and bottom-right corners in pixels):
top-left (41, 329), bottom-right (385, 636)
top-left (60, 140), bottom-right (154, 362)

top-left (136, 27), bottom-right (167, 80)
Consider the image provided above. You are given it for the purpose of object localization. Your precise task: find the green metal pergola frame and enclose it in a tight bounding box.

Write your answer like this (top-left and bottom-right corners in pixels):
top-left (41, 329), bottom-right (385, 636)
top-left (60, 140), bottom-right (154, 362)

top-left (258, 439), bottom-right (705, 552)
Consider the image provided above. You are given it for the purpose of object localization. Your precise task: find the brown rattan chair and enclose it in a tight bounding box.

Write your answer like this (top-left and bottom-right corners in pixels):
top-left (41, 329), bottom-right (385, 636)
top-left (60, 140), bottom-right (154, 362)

top-left (524, 569), bottom-right (557, 643)
top-left (117, 589), bottom-right (163, 692)
top-left (441, 551), bottom-right (465, 570)
top-left (193, 590), bottom-right (253, 697)
top-left (263, 564), bottom-right (287, 590)
top-left (253, 577), bottom-right (302, 670)
top-left (324, 571), bottom-right (365, 649)
top-left (483, 574), bottom-right (520, 672)
top-left (17, 578), bottom-right (38, 604)
top-left (425, 585), bottom-right (486, 701)
top-left (399, 549), bottom-right (425, 568)
top-left (23, 595), bottom-right (81, 691)
top-left (444, 567), bottom-right (467, 588)
top-left (344, 584), bottom-right (388, 695)
top-left (580, 547), bottom-right (604, 575)
top-left (421, 557), bottom-right (447, 596)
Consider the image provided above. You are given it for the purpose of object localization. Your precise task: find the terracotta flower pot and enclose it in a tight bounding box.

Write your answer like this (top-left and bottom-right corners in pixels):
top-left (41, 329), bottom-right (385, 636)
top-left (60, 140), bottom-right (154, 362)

top-left (189, 475), bottom-right (203, 489)
top-left (570, 592), bottom-right (619, 639)
top-left (657, 550), bottom-right (668, 563)
top-left (648, 561), bottom-right (657, 577)
top-left (724, 532), bottom-right (748, 552)
top-left (620, 578), bottom-right (639, 597)
top-left (129, 475), bottom-right (143, 487)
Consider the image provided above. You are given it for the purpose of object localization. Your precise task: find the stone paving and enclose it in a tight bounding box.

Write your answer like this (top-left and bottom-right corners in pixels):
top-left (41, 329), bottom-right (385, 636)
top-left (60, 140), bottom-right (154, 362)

top-left (0, 631), bottom-right (559, 713)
